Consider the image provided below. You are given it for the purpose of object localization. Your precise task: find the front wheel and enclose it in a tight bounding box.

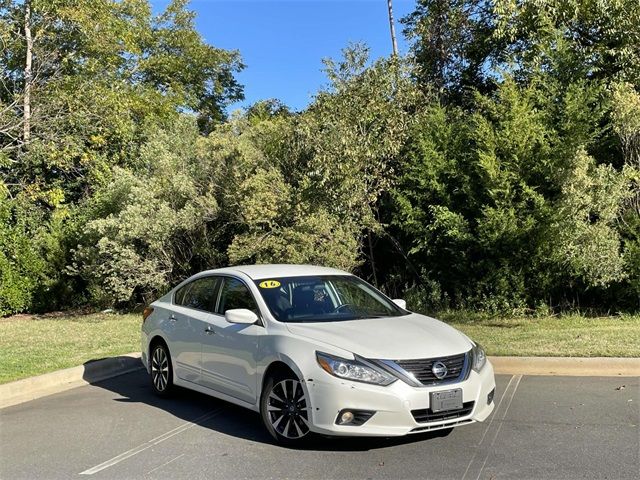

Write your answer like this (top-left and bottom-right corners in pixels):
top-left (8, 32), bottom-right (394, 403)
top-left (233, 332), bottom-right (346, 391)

top-left (260, 371), bottom-right (313, 446)
top-left (150, 342), bottom-right (174, 397)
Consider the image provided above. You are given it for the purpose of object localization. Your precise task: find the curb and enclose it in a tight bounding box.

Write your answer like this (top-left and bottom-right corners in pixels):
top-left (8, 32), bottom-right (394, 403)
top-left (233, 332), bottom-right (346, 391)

top-left (1, 354), bottom-right (638, 410)
top-left (0, 353), bottom-right (143, 410)
top-left (489, 356), bottom-right (640, 377)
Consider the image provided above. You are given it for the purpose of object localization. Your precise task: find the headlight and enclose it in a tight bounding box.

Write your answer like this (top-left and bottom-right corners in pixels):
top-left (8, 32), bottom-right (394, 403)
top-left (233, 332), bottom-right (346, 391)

top-left (316, 352), bottom-right (396, 386)
top-left (472, 344), bottom-right (487, 372)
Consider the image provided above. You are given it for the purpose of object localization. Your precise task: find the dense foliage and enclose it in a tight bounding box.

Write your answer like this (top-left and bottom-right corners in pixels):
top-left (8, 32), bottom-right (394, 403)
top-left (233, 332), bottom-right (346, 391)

top-left (1, 0), bottom-right (638, 315)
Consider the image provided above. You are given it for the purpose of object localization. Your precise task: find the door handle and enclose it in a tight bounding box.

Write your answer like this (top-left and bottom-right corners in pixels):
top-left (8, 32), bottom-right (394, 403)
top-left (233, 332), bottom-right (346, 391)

top-left (169, 314), bottom-right (177, 322)
top-left (204, 326), bottom-right (215, 335)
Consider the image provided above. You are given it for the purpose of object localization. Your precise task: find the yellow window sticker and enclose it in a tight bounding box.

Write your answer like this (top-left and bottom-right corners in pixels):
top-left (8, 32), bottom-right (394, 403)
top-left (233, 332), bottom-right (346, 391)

top-left (259, 280), bottom-right (281, 289)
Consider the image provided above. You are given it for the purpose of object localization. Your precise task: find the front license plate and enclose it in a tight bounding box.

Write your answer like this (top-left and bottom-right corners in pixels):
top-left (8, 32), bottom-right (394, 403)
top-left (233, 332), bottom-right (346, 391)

top-left (430, 388), bottom-right (463, 413)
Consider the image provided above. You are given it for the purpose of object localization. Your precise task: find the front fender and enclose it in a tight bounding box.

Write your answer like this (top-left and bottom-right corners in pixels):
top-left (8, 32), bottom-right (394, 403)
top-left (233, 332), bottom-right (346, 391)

top-left (256, 333), bottom-right (351, 421)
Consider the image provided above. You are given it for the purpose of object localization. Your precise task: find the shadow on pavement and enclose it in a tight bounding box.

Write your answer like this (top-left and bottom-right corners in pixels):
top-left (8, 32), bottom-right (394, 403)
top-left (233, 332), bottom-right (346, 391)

top-left (89, 365), bottom-right (453, 452)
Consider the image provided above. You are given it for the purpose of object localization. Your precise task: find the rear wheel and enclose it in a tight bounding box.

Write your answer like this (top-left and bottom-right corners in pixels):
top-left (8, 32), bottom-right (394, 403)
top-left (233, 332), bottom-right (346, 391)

top-left (261, 371), bottom-right (312, 446)
top-left (150, 342), bottom-right (174, 397)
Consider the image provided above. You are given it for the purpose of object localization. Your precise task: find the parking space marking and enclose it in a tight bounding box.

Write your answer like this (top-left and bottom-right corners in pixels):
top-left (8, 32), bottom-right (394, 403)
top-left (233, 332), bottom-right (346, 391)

top-left (473, 375), bottom-right (522, 479)
top-left (79, 408), bottom-right (224, 475)
top-left (461, 375), bottom-right (523, 480)
top-left (146, 453), bottom-right (185, 475)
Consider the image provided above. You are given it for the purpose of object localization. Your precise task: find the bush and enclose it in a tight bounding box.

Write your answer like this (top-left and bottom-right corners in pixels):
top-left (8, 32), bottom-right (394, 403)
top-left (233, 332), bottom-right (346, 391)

top-left (70, 118), bottom-right (222, 307)
top-left (0, 187), bottom-right (52, 315)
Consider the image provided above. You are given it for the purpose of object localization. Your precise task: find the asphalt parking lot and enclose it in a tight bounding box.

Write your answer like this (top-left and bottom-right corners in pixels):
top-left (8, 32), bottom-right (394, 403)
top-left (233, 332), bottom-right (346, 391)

top-left (1, 370), bottom-right (638, 480)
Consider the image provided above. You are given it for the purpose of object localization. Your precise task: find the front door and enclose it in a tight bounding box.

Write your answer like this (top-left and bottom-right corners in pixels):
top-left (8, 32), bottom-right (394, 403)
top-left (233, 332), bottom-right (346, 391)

top-left (199, 277), bottom-right (261, 404)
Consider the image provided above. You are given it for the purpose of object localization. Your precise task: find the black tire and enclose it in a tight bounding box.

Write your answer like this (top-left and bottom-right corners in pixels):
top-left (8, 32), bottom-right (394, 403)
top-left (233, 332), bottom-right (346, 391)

top-left (260, 370), bottom-right (313, 447)
top-left (149, 342), bottom-right (174, 397)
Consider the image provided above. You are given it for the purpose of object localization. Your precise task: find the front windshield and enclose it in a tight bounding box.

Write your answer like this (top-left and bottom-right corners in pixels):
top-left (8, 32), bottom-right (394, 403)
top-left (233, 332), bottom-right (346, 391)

top-left (254, 275), bottom-right (407, 323)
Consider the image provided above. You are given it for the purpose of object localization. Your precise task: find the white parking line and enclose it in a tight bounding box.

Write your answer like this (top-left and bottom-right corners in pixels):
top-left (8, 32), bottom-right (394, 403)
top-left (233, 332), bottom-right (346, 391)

top-left (79, 408), bottom-right (223, 475)
top-left (461, 375), bottom-right (523, 480)
top-left (473, 375), bottom-right (522, 480)
top-left (146, 453), bottom-right (185, 475)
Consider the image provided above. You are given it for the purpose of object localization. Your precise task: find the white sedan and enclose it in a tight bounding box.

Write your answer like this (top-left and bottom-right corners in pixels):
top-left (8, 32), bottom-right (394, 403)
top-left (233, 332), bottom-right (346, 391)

top-left (141, 264), bottom-right (495, 445)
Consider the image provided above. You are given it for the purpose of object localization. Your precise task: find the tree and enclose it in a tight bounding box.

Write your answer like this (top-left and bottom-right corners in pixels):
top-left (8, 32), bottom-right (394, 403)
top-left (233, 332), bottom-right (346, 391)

top-left (1, 0), bottom-right (244, 200)
top-left (611, 82), bottom-right (640, 305)
top-left (493, 0), bottom-right (640, 86)
top-left (22, 0), bottom-right (31, 143)
top-left (0, 0), bottom-right (244, 312)
top-left (402, 0), bottom-right (499, 101)
top-left (139, 0), bottom-right (244, 133)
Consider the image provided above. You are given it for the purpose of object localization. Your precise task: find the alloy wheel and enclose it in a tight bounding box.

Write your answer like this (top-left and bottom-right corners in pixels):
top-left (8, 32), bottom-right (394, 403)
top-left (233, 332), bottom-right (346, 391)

top-left (267, 379), bottom-right (310, 439)
top-left (151, 346), bottom-right (169, 392)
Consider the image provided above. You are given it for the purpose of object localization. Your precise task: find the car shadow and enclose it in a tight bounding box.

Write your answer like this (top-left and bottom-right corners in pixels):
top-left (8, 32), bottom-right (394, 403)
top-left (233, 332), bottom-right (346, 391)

top-left (87, 361), bottom-right (454, 452)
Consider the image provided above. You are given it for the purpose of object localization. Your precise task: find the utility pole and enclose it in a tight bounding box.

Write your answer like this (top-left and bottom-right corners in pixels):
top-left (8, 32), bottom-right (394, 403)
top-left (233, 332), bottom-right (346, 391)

top-left (387, 0), bottom-right (399, 56)
top-left (23, 0), bottom-right (33, 143)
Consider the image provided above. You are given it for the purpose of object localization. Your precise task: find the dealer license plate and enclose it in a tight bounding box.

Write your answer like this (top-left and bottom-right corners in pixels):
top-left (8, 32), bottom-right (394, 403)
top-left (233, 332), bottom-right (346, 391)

top-left (430, 388), bottom-right (463, 413)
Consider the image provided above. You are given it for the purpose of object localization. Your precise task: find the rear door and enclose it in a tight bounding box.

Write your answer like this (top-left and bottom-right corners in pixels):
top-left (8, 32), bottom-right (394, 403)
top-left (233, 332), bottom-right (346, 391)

top-left (170, 276), bottom-right (221, 384)
top-left (199, 276), bottom-right (261, 403)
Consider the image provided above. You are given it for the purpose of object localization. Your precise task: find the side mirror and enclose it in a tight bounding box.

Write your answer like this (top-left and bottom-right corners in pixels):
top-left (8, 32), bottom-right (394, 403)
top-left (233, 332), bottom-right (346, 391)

top-left (392, 299), bottom-right (407, 310)
top-left (225, 309), bottom-right (259, 324)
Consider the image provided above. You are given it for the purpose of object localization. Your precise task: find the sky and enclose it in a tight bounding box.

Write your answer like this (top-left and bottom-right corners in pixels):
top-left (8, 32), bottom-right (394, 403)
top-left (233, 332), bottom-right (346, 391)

top-left (151, 0), bottom-right (416, 112)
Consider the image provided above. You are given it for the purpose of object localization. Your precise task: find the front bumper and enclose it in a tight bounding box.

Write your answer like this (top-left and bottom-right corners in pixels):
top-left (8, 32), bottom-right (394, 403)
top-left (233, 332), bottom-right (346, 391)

top-left (305, 360), bottom-right (495, 436)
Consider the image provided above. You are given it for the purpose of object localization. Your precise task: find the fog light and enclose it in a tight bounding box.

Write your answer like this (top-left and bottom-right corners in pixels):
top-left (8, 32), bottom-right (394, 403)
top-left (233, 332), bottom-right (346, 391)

top-left (487, 388), bottom-right (495, 405)
top-left (335, 409), bottom-right (375, 426)
top-left (339, 411), bottom-right (354, 424)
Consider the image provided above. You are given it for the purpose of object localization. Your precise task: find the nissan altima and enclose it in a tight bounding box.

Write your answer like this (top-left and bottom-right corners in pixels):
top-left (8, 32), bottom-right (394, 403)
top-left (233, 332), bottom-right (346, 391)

top-left (141, 264), bottom-right (495, 445)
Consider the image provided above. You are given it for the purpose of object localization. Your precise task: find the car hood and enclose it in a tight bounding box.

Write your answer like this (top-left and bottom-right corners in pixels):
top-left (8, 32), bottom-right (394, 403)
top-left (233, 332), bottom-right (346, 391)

top-left (285, 313), bottom-right (472, 360)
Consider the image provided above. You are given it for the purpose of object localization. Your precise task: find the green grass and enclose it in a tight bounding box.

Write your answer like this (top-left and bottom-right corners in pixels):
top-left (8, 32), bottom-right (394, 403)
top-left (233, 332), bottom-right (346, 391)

top-left (1, 311), bottom-right (638, 384)
top-left (0, 312), bottom-right (140, 384)
top-left (439, 312), bottom-right (640, 358)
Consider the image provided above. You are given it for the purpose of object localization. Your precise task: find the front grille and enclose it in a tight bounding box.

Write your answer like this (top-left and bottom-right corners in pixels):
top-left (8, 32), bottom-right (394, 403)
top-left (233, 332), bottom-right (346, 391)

top-left (395, 351), bottom-right (468, 385)
top-left (411, 401), bottom-right (475, 423)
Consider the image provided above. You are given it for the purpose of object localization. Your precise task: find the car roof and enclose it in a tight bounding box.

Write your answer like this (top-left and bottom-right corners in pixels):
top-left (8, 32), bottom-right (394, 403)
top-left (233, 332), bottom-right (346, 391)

top-left (200, 264), bottom-right (351, 280)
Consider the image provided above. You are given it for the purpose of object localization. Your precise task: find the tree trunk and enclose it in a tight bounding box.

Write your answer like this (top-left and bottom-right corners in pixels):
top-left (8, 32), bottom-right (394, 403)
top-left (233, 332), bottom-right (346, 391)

top-left (368, 230), bottom-right (378, 287)
top-left (23, 0), bottom-right (33, 143)
top-left (387, 0), bottom-right (399, 56)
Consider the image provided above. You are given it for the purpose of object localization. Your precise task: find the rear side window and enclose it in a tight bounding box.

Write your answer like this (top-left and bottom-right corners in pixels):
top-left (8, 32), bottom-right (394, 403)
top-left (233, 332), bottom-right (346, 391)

top-left (174, 283), bottom-right (191, 306)
top-left (218, 278), bottom-right (258, 314)
top-left (175, 276), bottom-right (221, 313)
